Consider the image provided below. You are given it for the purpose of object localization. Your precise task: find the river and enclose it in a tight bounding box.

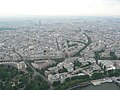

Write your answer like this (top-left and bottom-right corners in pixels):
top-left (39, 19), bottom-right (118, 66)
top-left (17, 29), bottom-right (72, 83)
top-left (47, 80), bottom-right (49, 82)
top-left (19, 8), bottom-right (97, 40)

top-left (74, 83), bottom-right (120, 90)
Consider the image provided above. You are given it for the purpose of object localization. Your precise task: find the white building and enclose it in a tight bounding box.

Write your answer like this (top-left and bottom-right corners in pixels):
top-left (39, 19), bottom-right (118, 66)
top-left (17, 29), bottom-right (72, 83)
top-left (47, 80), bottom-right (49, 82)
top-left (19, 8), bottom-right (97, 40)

top-left (48, 73), bottom-right (68, 84)
top-left (98, 60), bottom-right (115, 71)
top-left (63, 62), bottom-right (74, 72)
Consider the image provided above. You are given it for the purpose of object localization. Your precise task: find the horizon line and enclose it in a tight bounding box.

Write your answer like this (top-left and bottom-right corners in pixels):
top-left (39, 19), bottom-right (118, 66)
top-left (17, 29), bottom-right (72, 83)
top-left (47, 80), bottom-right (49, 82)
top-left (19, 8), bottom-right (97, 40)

top-left (0, 15), bottom-right (120, 18)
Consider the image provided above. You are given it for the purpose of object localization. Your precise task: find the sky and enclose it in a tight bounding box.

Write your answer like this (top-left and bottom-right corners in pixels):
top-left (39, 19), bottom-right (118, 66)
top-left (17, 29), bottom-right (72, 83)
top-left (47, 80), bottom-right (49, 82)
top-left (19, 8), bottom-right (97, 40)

top-left (0, 0), bottom-right (120, 16)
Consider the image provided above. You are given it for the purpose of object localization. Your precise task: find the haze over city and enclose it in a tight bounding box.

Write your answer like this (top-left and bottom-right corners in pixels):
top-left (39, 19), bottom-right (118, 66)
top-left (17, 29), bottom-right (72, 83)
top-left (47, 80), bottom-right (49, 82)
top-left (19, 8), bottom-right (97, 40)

top-left (0, 0), bottom-right (120, 16)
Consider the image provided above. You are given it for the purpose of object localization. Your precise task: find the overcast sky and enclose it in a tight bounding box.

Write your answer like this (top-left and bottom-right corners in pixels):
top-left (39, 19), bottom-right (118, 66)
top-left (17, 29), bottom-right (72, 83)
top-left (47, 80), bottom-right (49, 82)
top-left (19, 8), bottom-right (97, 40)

top-left (0, 0), bottom-right (120, 16)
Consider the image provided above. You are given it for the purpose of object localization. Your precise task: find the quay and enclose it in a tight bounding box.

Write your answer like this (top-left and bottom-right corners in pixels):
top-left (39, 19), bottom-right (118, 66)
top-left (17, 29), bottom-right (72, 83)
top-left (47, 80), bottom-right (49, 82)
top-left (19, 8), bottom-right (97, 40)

top-left (91, 78), bottom-right (113, 86)
top-left (111, 77), bottom-right (120, 87)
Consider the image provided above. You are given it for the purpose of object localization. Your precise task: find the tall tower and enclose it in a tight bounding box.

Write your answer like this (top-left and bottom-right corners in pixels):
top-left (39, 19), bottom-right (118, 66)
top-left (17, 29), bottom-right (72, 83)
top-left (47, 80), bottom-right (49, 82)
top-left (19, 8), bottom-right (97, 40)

top-left (56, 38), bottom-right (60, 51)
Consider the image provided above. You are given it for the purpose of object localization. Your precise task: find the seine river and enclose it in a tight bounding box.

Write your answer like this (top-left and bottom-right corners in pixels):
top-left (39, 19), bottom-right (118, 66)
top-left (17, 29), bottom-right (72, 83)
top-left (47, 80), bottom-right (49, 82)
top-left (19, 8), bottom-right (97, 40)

top-left (74, 83), bottom-right (120, 90)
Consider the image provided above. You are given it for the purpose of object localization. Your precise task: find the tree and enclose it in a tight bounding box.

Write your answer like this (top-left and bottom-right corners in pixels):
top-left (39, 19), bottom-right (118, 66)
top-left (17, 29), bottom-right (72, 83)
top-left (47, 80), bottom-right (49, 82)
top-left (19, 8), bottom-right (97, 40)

top-left (74, 60), bottom-right (82, 67)
top-left (52, 81), bottom-right (60, 87)
top-left (58, 67), bottom-right (67, 73)
top-left (4, 84), bottom-right (14, 90)
top-left (94, 51), bottom-right (100, 64)
top-left (110, 51), bottom-right (118, 60)
top-left (92, 72), bottom-right (104, 79)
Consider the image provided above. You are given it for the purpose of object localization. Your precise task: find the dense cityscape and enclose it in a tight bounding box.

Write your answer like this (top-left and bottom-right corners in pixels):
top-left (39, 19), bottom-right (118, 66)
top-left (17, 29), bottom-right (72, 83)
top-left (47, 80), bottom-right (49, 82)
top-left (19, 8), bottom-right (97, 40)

top-left (0, 16), bottom-right (120, 90)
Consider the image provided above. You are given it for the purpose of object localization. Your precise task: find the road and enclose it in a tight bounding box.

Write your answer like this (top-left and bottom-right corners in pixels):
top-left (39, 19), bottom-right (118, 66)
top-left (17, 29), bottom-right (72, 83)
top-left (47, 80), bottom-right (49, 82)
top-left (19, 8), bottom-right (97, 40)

top-left (72, 33), bottom-right (92, 57)
top-left (25, 60), bottom-right (53, 90)
top-left (13, 49), bottom-right (53, 90)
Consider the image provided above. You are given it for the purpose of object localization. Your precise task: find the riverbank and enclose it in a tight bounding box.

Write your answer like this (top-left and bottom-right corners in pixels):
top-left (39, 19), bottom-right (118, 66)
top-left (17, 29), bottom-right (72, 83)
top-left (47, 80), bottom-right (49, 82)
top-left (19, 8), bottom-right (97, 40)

top-left (66, 81), bottom-right (91, 90)
top-left (91, 78), bottom-right (112, 86)
top-left (65, 77), bottom-right (120, 90)
top-left (73, 83), bottom-right (120, 90)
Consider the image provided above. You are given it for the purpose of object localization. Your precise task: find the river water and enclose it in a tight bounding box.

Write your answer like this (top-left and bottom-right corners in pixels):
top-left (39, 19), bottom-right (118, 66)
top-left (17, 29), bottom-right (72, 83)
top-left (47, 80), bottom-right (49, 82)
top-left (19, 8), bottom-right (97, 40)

top-left (74, 83), bottom-right (120, 90)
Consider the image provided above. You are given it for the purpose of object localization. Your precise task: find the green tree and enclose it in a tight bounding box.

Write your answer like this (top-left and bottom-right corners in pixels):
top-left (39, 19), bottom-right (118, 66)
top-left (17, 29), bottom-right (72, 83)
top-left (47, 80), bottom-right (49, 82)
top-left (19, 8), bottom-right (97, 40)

top-left (52, 81), bottom-right (60, 87)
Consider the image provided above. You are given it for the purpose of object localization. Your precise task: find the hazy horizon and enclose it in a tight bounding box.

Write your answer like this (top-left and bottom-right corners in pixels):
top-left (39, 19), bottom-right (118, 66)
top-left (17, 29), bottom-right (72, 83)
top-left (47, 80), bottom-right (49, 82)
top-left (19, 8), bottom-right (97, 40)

top-left (0, 0), bottom-right (120, 16)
